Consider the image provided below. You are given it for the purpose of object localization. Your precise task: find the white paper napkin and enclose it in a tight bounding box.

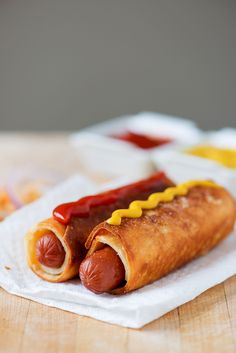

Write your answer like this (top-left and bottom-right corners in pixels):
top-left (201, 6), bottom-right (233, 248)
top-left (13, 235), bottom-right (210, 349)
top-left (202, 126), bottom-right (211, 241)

top-left (0, 173), bottom-right (235, 328)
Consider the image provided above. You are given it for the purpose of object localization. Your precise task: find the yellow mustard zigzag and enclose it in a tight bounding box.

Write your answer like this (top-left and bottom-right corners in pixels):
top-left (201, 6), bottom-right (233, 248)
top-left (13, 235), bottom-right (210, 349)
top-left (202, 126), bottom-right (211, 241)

top-left (106, 180), bottom-right (220, 226)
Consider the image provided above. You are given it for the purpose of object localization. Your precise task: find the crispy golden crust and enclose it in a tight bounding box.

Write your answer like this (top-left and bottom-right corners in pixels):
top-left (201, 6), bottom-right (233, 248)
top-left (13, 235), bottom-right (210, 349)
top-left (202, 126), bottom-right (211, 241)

top-left (86, 185), bottom-right (236, 294)
top-left (25, 216), bottom-right (106, 282)
top-left (25, 176), bottom-right (174, 282)
top-left (25, 218), bottom-right (75, 282)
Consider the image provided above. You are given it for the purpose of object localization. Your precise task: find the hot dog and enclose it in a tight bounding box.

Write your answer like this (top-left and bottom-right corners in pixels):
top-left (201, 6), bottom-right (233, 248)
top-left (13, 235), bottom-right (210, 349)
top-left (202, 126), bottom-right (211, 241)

top-left (26, 172), bottom-right (174, 282)
top-left (79, 246), bottom-right (125, 293)
top-left (83, 181), bottom-right (236, 294)
top-left (36, 232), bottom-right (66, 268)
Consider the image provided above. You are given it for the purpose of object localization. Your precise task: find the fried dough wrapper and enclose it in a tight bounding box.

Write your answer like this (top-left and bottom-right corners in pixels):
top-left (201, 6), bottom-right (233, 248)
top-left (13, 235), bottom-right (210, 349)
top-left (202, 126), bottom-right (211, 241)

top-left (86, 185), bottom-right (236, 294)
top-left (25, 173), bottom-right (174, 282)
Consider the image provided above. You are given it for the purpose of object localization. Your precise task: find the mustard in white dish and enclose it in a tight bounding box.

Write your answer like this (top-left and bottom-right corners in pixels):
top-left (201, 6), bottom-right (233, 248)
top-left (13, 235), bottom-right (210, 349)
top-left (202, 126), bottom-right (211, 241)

top-left (186, 145), bottom-right (236, 169)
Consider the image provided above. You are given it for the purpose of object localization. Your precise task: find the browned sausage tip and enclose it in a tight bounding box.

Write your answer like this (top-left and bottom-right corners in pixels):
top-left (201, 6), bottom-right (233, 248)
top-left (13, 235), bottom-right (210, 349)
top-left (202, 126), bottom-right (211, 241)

top-left (79, 246), bottom-right (125, 293)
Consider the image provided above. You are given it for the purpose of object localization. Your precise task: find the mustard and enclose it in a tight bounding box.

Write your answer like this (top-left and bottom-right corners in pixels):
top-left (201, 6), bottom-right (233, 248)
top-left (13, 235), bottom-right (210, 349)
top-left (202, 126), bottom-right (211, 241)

top-left (106, 180), bottom-right (220, 226)
top-left (186, 145), bottom-right (236, 169)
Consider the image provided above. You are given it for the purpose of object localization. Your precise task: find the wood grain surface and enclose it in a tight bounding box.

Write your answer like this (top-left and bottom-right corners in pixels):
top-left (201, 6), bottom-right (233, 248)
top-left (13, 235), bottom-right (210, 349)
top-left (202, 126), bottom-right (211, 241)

top-left (0, 133), bottom-right (235, 353)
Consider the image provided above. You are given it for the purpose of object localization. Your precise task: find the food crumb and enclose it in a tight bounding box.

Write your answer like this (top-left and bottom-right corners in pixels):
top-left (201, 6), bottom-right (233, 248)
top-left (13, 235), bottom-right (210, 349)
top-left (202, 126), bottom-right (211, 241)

top-left (4, 266), bottom-right (11, 270)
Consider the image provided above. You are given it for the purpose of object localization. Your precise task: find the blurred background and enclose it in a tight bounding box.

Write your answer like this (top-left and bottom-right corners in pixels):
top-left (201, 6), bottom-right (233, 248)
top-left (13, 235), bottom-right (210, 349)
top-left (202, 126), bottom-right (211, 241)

top-left (0, 0), bottom-right (235, 131)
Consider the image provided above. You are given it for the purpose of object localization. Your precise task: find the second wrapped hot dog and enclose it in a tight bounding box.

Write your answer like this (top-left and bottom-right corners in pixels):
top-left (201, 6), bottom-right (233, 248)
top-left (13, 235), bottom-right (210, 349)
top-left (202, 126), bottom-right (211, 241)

top-left (81, 181), bottom-right (236, 294)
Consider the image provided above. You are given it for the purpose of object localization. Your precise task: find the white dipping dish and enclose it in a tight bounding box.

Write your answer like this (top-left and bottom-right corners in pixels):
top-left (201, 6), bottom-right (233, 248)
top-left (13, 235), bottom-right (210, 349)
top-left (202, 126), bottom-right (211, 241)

top-left (152, 127), bottom-right (236, 197)
top-left (70, 112), bottom-right (202, 178)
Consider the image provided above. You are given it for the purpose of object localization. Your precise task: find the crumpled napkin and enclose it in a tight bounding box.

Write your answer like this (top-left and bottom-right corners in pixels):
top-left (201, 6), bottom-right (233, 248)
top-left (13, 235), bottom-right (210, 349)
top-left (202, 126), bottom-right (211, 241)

top-left (0, 173), bottom-right (235, 329)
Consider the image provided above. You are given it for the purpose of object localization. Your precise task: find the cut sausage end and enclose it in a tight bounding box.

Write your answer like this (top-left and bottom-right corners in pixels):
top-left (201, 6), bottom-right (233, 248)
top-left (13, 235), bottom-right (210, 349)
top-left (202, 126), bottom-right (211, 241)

top-left (36, 232), bottom-right (66, 268)
top-left (79, 246), bottom-right (125, 294)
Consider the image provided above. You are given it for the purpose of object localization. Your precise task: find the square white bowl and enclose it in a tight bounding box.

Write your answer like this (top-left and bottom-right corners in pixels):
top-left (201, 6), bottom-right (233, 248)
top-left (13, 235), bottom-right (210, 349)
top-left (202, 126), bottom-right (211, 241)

top-left (70, 112), bottom-right (203, 178)
top-left (152, 128), bottom-right (236, 197)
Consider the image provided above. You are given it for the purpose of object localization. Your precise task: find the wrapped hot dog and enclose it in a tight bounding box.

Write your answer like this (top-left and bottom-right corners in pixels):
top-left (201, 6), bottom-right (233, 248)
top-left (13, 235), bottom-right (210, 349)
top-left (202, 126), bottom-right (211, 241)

top-left (81, 181), bottom-right (236, 294)
top-left (25, 172), bottom-right (174, 282)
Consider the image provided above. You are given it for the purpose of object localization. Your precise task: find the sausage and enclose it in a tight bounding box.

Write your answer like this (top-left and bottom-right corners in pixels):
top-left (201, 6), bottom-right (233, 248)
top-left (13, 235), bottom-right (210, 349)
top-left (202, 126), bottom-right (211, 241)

top-left (36, 232), bottom-right (66, 268)
top-left (79, 247), bottom-right (125, 293)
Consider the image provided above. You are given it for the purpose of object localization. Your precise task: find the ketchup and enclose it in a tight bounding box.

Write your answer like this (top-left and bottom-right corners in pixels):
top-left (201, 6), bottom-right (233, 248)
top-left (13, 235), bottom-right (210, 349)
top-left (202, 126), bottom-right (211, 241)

top-left (111, 131), bottom-right (172, 149)
top-left (53, 172), bottom-right (167, 225)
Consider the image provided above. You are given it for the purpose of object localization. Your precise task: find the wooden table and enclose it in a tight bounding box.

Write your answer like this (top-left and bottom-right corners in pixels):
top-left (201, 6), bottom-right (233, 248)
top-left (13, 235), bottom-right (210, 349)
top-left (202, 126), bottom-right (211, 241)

top-left (0, 134), bottom-right (235, 353)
